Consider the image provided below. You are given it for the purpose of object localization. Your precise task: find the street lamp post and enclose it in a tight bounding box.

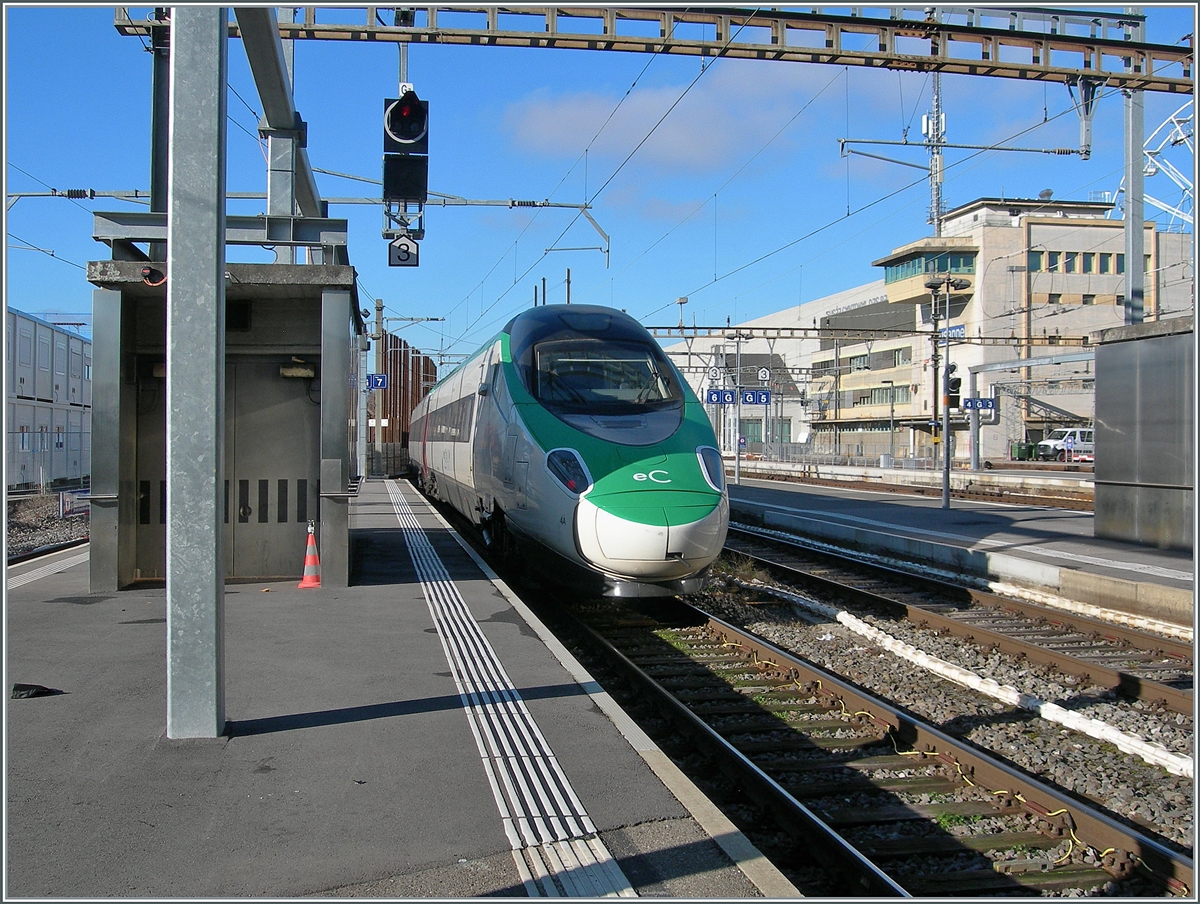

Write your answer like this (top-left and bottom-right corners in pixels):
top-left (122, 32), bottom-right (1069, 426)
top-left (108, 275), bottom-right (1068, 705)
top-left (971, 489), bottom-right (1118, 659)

top-left (882, 379), bottom-right (895, 464)
top-left (924, 276), bottom-right (970, 509)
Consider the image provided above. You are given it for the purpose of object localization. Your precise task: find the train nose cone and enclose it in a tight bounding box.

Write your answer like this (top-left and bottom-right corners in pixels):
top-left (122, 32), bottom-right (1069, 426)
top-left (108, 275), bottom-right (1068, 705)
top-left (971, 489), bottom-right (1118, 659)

top-left (575, 494), bottom-right (728, 580)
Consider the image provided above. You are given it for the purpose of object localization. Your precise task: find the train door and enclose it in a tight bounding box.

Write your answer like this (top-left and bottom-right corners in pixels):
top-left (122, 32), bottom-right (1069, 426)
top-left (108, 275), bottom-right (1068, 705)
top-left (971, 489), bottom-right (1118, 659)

top-left (224, 356), bottom-right (320, 579)
top-left (468, 348), bottom-right (492, 490)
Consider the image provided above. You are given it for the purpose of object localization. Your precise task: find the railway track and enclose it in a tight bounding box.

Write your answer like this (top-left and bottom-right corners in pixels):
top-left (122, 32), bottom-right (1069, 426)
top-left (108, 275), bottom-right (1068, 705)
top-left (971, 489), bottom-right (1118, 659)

top-left (725, 524), bottom-right (1193, 717)
top-left (556, 597), bottom-right (1193, 897)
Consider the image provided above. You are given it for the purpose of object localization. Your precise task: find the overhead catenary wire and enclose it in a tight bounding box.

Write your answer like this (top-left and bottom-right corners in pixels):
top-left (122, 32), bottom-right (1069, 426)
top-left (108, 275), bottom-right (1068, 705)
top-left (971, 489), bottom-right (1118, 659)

top-left (7, 232), bottom-right (87, 270)
top-left (438, 10), bottom-right (695, 346)
top-left (654, 80), bottom-right (1149, 321)
top-left (448, 9), bottom-right (765, 355)
top-left (7, 163), bottom-right (93, 215)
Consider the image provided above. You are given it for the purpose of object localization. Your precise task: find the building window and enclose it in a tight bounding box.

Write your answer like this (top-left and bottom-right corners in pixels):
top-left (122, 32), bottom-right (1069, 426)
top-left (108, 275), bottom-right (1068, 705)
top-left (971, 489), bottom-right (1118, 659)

top-left (1099, 253), bottom-right (1112, 274)
top-left (1117, 254), bottom-right (1125, 273)
top-left (1047, 251), bottom-right (1061, 272)
top-left (1028, 250), bottom-right (1044, 272)
top-left (850, 354), bottom-right (870, 372)
top-left (742, 419), bottom-right (763, 443)
top-left (1048, 294), bottom-right (1062, 305)
top-left (1082, 252), bottom-right (1095, 273)
top-left (871, 385), bottom-right (910, 405)
top-left (1082, 295), bottom-right (1095, 305)
top-left (1064, 252), bottom-right (1077, 273)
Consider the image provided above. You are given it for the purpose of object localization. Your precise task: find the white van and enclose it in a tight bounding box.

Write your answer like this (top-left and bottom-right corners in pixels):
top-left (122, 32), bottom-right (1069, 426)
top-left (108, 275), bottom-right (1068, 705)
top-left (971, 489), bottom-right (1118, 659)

top-left (1036, 427), bottom-right (1094, 462)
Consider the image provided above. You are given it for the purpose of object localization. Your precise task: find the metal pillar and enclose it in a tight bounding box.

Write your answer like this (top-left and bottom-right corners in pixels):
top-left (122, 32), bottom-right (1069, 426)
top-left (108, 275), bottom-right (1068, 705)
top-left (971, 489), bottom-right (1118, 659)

top-left (373, 298), bottom-right (384, 475)
top-left (88, 288), bottom-right (132, 591)
top-left (165, 6), bottom-right (228, 739)
top-left (941, 304), bottom-right (952, 508)
top-left (149, 8), bottom-right (170, 263)
top-left (1124, 87), bottom-right (1145, 324)
top-left (320, 288), bottom-right (353, 588)
top-left (733, 336), bottom-right (742, 485)
top-left (969, 370), bottom-right (980, 471)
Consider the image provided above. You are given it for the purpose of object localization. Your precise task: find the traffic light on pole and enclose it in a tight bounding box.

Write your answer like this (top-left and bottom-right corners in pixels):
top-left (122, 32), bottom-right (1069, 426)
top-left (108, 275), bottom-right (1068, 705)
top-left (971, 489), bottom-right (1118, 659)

top-left (946, 363), bottom-right (962, 409)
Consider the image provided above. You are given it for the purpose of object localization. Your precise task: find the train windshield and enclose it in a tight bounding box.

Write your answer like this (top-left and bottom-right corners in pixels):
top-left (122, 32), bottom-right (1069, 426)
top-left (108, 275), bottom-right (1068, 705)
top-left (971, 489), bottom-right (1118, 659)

top-left (533, 340), bottom-right (682, 412)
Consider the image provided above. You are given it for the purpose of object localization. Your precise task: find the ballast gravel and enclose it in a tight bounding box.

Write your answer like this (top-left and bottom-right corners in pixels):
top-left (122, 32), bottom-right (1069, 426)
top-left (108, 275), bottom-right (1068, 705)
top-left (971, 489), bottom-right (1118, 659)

top-left (7, 494), bottom-right (88, 557)
top-left (697, 577), bottom-right (1194, 851)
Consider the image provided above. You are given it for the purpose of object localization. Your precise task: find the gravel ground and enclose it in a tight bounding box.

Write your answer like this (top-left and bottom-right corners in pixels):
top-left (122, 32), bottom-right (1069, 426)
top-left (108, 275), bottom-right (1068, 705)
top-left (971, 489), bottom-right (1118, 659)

top-left (696, 563), bottom-right (1195, 852)
top-left (6, 494), bottom-right (89, 557)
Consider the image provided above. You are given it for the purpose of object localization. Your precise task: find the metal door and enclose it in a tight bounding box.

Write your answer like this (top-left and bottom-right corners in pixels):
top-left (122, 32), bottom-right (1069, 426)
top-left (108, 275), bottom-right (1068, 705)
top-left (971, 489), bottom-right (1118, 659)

top-left (225, 356), bottom-right (321, 579)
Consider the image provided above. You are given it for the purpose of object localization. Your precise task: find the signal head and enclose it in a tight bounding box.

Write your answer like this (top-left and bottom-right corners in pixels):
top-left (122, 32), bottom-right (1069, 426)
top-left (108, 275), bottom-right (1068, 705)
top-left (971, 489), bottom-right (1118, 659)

top-left (384, 91), bottom-right (428, 152)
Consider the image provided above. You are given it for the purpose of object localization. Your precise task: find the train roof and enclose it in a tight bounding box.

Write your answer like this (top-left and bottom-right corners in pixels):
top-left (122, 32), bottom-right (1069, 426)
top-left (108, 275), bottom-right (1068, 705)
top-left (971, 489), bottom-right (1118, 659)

top-left (7, 307), bottom-right (92, 343)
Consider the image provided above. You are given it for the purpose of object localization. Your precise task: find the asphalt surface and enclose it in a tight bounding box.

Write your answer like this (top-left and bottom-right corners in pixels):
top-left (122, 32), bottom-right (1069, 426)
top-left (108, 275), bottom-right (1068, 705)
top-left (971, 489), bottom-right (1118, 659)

top-left (6, 479), bottom-right (779, 898)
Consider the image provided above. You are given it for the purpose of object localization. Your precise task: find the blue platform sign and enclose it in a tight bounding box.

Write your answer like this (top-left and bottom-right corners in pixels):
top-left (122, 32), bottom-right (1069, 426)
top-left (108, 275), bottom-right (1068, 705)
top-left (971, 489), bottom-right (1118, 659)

top-left (707, 389), bottom-right (738, 405)
top-left (962, 397), bottom-right (997, 410)
top-left (940, 325), bottom-right (966, 339)
top-left (741, 390), bottom-right (771, 405)
top-left (367, 373), bottom-right (388, 390)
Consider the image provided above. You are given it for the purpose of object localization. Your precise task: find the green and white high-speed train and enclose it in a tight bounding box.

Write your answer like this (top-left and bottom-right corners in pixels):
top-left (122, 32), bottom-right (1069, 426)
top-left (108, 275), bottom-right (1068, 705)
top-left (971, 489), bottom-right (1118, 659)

top-left (409, 304), bottom-right (729, 597)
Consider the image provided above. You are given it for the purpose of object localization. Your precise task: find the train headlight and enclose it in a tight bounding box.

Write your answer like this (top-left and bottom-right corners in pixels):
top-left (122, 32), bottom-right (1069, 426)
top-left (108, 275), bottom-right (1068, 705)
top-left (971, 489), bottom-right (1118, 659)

top-left (546, 449), bottom-right (591, 496)
top-left (698, 446), bottom-right (725, 493)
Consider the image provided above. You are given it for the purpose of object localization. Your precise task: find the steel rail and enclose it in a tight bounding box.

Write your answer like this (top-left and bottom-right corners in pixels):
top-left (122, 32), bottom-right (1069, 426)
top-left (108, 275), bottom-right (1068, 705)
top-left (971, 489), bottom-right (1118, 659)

top-left (726, 525), bottom-right (1193, 716)
top-left (571, 612), bottom-right (911, 897)
top-left (569, 599), bottom-right (1192, 895)
top-left (693, 607), bottom-right (1194, 896)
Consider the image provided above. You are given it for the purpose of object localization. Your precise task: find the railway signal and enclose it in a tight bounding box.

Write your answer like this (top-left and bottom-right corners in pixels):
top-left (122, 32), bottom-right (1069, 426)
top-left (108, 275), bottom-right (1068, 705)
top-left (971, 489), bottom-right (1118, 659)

top-left (946, 363), bottom-right (962, 409)
top-left (382, 89), bottom-right (428, 205)
top-left (383, 90), bottom-right (429, 153)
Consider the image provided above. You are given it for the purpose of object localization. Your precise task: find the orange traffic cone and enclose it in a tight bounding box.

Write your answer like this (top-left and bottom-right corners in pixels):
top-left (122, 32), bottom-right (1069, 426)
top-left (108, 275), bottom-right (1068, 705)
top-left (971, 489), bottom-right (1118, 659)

top-left (298, 521), bottom-right (321, 589)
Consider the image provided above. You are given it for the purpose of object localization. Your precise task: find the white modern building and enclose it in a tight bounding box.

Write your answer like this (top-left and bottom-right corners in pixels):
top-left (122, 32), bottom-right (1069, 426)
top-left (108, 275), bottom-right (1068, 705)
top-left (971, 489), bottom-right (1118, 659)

top-left (667, 196), bottom-right (1193, 467)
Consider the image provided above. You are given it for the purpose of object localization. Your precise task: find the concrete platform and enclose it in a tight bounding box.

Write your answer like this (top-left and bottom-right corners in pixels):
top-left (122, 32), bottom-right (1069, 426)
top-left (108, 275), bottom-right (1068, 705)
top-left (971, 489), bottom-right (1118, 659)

top-left (5, 479), bottom-right (795, 898)
top-left (729, 478), bottom-right (1193, 631)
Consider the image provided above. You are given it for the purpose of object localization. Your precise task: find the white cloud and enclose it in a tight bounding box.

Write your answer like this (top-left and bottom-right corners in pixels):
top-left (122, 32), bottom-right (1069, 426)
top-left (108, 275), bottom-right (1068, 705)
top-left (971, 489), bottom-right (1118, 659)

top-left (501, 59), bottom-right (882, 174)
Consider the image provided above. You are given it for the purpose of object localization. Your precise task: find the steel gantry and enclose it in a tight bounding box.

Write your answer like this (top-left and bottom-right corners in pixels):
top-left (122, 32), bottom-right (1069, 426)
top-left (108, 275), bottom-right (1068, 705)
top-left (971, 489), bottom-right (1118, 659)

top-left (116, 6), bottom-right (1194, 94)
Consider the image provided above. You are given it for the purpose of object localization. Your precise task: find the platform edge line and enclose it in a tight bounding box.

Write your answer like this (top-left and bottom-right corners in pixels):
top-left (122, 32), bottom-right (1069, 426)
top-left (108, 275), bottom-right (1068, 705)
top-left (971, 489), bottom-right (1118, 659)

top-left (417, 483), bottom-right (804, 899)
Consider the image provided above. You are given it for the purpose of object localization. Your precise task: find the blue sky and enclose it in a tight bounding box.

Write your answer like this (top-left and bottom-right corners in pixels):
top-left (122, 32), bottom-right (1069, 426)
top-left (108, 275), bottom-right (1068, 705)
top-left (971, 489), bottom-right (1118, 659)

top-left (4, 4), bottom-right (1195, 361)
